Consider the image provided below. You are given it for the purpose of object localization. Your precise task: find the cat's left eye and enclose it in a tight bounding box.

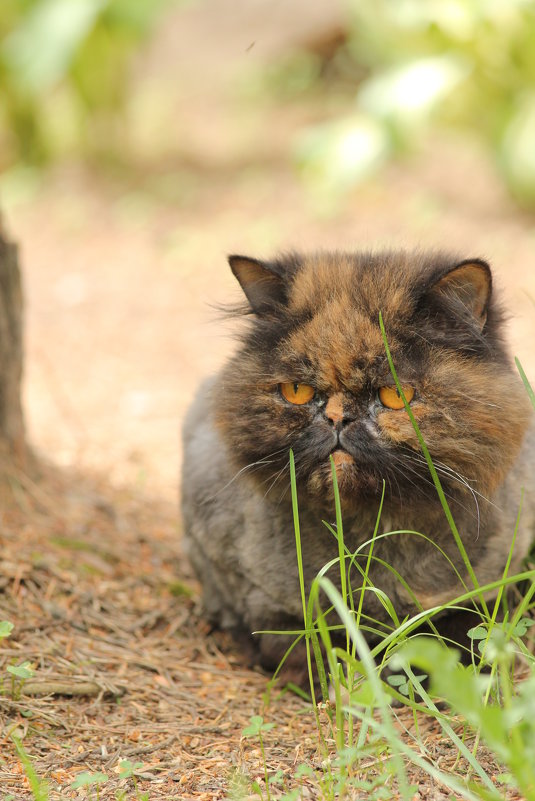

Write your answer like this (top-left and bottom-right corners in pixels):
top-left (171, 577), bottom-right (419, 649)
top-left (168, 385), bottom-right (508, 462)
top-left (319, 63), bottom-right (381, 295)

top-left (280, 382), bottom-right (315, 405)
top-left (379, 385), bottom-right (415, 410)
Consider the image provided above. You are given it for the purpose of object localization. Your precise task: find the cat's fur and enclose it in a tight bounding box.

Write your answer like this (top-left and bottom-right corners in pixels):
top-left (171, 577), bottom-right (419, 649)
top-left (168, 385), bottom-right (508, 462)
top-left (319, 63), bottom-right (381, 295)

top-left (181, 250), bottom-right (535, 673)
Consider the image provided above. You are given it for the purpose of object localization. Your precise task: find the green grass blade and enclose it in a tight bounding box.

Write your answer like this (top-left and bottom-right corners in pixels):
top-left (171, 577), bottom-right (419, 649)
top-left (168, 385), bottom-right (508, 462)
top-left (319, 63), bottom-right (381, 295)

top-left (329, 455), bottom-right (348, 647)
top-left (354, 481), bottom-right (385, 637)
top-left (289, 449), bottom-right (307, 625)
top-left (12, 737), bottom-right (49, 801)
top-left (289, 449), bottom-right (327, 706)
top-left (515, 357), bottom-right (535, 410)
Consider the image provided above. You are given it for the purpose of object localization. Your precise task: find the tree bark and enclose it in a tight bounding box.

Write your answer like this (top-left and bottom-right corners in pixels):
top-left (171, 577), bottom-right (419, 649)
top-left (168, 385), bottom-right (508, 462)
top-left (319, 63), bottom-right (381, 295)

top-left (0, 216), bottom-right (26, 472)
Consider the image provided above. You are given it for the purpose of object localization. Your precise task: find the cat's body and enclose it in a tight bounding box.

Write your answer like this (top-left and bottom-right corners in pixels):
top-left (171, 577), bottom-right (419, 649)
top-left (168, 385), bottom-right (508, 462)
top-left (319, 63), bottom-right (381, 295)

top-left (182, 251), bottom-right (535, 672)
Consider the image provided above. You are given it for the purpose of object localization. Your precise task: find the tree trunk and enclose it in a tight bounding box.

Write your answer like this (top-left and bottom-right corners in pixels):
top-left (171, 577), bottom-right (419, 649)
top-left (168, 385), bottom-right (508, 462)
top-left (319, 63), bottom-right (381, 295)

top-left (0, 216), bottom-right (26, 473)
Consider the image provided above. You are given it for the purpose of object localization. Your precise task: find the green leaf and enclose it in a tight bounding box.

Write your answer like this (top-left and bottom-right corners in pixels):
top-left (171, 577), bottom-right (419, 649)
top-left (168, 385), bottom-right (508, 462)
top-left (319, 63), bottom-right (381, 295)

top-left (386, 673), bottom-right (407, 687)
top-left (242, 715), bottom-right (275, 737)
top-left (242, 715), bottom-right (263, 737)
top-left (335, 746), bottom-right (361, 769)
top-left (104, 0), bottom-right (170, 32)
top-left (494, 772), bottom-right (514, 786)
top-left (0, 621), bottom-right (14, 638)
top-left (2, 0), bottom-right (105, 92)
top-left (511, 617), bottom-right (535, 637)
top-left (349, 678), bottom-right (377, 706)
top-left (71, 771), bottom-right (109, 788)
top-left (295, 113), bottom-right (391, 194)
top-left (7, 661), bottom-right (34, 679)
top-left (118, 759), bottom-right (143, 779)
top-left (467, 624), bottom-right (488, 640)
top-left (294, 763), bottom-right (315, 778)
top-left (391, 637), bottom-right (460, 676)
top-left (269, 768), bottom-right (284, 785)
top-left (482, 627), bottom-right (516, 660)
top-left (280, 791), bottom-right (300, 801)
top-left (357, 55), bottom-right (469, 125)
top-left (501, 93), bottom-right (535, 205)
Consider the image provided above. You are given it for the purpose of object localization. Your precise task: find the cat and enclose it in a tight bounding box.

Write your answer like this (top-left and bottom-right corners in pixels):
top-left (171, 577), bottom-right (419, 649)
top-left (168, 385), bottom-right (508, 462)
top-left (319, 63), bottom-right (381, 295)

top-left (181, 250), bottom-right (535, 681)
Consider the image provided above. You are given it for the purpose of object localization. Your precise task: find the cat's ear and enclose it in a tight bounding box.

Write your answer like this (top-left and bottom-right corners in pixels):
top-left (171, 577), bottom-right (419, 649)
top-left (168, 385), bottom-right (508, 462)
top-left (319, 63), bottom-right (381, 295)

top-left (430, 259), bottom-right (491, 329)
top-left (228, 255), bottom-right (286, 314)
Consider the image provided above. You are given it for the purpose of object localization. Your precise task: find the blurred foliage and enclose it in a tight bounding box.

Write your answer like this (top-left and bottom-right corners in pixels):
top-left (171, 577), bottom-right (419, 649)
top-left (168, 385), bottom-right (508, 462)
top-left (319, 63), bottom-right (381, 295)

top-left (294, 0), bottom-right (535, 208)
top-left (0, 0), bottom-right (178, 169)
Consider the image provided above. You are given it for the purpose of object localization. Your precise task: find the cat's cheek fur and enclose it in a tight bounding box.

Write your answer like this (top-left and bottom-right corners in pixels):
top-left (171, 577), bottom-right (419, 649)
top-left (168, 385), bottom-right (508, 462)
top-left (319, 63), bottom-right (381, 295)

top-left (376, 405), bottom-right (427, 443)
top-left (216, 384), bottom-right (291, 451)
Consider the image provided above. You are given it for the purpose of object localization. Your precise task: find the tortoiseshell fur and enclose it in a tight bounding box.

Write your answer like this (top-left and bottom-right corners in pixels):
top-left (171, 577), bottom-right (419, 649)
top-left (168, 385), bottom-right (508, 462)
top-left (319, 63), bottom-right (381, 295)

top-left (182, 250), bottom-right (535, 674)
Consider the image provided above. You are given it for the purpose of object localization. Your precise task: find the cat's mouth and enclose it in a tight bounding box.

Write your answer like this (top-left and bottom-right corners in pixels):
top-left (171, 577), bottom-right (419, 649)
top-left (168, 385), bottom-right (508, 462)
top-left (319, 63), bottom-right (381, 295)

top-left (305, 446), bottom-right (382, 505)
top-left (294, 430), bottom-right (383, 505)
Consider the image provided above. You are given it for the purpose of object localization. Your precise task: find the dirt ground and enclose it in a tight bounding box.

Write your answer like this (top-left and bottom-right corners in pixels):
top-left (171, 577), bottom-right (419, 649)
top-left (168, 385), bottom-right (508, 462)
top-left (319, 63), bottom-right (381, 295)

top-left (1, 1), bottom-right (535, 798)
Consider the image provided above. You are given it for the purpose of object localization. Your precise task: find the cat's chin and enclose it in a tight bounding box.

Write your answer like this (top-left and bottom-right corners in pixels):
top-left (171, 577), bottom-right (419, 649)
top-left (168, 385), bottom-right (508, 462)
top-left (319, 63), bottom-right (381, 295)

top-left (305, 449), bottom-right (382, 509)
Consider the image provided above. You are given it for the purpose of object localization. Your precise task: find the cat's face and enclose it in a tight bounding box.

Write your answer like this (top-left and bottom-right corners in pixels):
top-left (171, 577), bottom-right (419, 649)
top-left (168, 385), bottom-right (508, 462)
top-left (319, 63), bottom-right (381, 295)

top-left (215, 251), bottom-right (531, 513)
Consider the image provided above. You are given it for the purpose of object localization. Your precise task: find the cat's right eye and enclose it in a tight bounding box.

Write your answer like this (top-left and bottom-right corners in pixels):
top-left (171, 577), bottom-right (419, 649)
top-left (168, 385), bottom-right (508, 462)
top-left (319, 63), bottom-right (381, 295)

top-left (280, 382), bottom-right (315, 405)
top-left (379, 385), bottom-right (415, 410)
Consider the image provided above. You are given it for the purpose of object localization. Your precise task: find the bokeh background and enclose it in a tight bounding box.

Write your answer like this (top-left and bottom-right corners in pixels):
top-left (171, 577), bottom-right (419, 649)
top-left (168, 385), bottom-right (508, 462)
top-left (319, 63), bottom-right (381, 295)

top-left (1, 0), bottom-right (535, 502)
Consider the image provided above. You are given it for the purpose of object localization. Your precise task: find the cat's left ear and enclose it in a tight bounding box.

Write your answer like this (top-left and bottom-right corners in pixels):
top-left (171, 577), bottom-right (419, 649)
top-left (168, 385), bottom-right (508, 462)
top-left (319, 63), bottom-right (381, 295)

top-left (228, 255), bottom-right (286, 315)
top-left (431, 259), bottom-right (491, 329)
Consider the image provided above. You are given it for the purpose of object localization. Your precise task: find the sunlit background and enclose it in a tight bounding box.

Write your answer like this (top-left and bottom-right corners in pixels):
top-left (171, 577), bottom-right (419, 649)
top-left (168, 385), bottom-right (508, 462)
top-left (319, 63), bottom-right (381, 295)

top-left (1, 0), bottom-right (535, 498)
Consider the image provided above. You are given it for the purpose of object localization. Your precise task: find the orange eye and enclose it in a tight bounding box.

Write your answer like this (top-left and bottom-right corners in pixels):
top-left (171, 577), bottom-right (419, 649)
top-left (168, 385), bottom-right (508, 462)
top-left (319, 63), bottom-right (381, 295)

top-left (280, 382), bottom-right (315, 405)
top-left (379, 385), bottom-right (415, 410)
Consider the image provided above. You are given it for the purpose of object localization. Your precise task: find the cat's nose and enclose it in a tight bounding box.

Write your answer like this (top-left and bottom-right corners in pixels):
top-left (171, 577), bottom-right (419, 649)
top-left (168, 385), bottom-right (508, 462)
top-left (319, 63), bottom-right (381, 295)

top-left (324, 393), bottom-right (355, 429)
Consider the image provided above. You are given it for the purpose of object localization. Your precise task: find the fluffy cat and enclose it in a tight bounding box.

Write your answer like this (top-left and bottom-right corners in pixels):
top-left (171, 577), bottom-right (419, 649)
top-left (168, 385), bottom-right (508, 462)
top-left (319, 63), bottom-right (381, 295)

top-left (181, 250), bottom-right (535, 677)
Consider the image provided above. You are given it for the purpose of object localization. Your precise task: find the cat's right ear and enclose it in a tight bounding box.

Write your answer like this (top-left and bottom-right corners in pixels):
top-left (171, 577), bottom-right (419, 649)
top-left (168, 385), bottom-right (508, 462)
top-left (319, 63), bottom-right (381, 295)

top-left (228, 255), bottom-right (286, 315)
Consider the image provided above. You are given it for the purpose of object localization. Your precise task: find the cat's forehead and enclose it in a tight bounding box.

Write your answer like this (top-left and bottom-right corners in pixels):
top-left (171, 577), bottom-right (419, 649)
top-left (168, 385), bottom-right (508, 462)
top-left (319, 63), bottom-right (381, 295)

top-left (284, 307), bottom-right (390, 388)
top-left (280, 253), bottom-right (414, 387)
top-left (287, 252), bottom-right (416, 318)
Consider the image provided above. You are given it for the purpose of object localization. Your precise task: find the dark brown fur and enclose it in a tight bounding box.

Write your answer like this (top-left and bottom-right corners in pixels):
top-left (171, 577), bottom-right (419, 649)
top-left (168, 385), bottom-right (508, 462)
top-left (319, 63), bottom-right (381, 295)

top-left (182, 250), bottom-right (534, 679)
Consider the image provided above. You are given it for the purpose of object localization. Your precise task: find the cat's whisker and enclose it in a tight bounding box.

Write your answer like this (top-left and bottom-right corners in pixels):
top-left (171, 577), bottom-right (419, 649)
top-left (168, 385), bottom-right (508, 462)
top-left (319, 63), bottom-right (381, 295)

top-left (201, 462), bottom-right (269, 503)
top-left (396, 450), bottom-right (487, 533)
top-left (201, 447), bottom-right (288, 503)
top-left (260, 461), bottom-right (291, 500)
top-left (276, 456), bottom-right (318, 506)
top-left (386, 457), bottom-right (430, 505)
top-left (274, 481), bottom-right (293, 508)
top-left (432, 459), bottom-right (497, 507)
top-left (403, 449), bottom-right (495, 508)
top-left (454, 396), bottom-right (504, 411)
top-left (413, 329), bottom-right (494, 355)
top-left (387, 450), bottom-right (479, 523)
top-left (434, 465), bottom-right (481, 538)
top-left (269, 459), bottom-right (302, 506)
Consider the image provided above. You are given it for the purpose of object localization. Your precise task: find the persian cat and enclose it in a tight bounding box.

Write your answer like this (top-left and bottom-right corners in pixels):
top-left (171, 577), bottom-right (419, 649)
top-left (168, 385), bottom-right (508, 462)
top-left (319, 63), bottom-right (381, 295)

top-left (181, 251), bottom-right (534, 675)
